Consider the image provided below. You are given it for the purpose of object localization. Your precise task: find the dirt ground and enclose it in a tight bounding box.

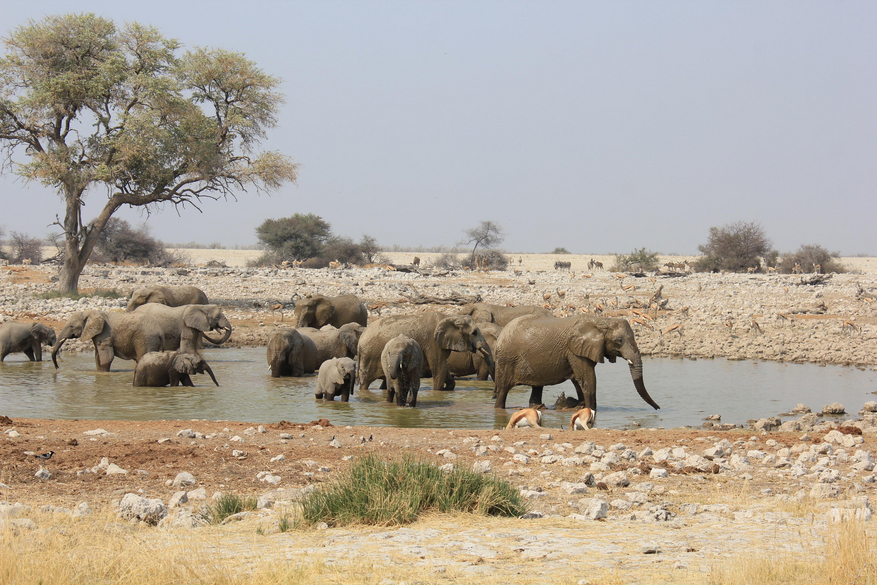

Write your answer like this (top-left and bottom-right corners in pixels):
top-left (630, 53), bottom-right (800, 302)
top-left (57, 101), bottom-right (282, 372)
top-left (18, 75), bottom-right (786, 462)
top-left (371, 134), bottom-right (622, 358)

top-left (2, 416), bottom-right (872, 512)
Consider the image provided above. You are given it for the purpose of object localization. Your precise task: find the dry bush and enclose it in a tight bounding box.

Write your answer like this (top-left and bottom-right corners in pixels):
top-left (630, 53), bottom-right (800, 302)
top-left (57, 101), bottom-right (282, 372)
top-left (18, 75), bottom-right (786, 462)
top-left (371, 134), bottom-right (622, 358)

top-left (9, 231), bottom-right (43, 264)
top-left (695, 221), bottom-right (773, 273)
top-left (779, 244), bottom-right (846, 274)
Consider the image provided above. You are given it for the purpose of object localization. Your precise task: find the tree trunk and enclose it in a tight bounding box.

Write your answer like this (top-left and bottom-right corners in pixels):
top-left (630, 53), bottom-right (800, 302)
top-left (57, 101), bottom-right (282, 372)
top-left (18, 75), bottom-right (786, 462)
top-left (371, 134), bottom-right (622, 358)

top-left (57, 186), bottom-right (121, 295)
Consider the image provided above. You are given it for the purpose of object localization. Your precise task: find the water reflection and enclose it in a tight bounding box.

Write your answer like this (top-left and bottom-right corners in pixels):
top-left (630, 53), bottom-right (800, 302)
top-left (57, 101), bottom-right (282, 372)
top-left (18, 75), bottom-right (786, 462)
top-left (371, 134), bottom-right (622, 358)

top-left (0, 349), bottom-right (874, 430)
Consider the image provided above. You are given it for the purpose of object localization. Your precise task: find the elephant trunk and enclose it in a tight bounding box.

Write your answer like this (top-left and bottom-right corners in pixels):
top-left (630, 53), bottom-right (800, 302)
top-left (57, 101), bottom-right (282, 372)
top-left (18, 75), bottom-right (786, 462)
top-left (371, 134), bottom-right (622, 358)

top-left (202, 326), bottom-right (232, 346)
top-left (388, 353), bottom-right (404, 380)
top-left (204, 362), bottom-right (219, 386)
top-left (478, 346), bottom-right (496, 380)
top-left (623, 349), bottom-right (660, 410)
top-left (51, 338), bottom-right (68, 369)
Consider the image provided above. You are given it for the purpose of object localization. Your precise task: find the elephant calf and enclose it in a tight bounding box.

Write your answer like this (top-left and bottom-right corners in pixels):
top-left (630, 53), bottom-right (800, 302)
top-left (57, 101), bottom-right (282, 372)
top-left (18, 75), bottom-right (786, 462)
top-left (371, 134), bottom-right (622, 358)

top-left (133, 352), bottom-right (219, 387)
top-left (380, 334), bottom-right (424, 407)
top-left (315, 357), bottom-right (357, 402)
top-left (0, 321), bottom-right (57, 362)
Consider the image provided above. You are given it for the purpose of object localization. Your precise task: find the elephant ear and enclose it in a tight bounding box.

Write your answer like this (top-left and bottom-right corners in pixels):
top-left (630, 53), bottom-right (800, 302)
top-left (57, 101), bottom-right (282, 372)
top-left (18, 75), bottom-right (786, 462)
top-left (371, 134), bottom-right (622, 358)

top-left (173, 353), bottom-right (198, 375)
top-left (30, 323), bottom-right (48, 342)
top-left (315, 300), bottom-right (336, 327)
top-left (147, 290), bottom-right (168, 305)
top-left (470, 305), bottom-right (495, 323)
top-left (339, 326), bottom-right (362, 356)
top-left (183, 307), bottom-right (211, 332)
top-left (325, 359), bottom-right (346, 386)
top-left (81, 313), bottom-right (108, 341)
top-left (568, 325), bottom-right (606, 364)
top-left (435, 317), bottom-right (470, 352)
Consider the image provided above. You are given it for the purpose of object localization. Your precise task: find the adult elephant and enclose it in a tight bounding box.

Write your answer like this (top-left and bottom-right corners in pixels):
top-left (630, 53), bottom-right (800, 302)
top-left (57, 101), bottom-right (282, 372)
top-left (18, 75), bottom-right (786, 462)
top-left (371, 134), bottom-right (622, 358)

top-left (358, 312), bottom-right (493, 392)
top-left (133, 351), bottom-right (219, 387)
top-left (297, 323), bottom-right (365, 368)
top-left (132, 304), bottom-right (232, 353)
top-left (447, 322), bottom-right (501, 381)
top-left (267, 328), bottom-right (311, 377)
top-left (492, 315), bottom-right (660, 415)
top-left (125, 285), bottom-right (209, 312)
top-left (0, 321), bottom-right (57, 362)
top-left (293, 294), bottom-right (368, 329)
top-left (458, 303), bottom-right (553, 327)
top-left (51, 311), bottom-right (165, 371)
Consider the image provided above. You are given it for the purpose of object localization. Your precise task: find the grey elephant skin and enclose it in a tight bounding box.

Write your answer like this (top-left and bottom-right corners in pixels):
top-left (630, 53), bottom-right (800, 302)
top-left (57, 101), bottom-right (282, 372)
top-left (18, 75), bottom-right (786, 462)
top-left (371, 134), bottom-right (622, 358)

top-left (458, 303), bottom-right (553, 327)
top-left (447, 321), bottom-right (501, 381)
top-left (133, 351), bottom-right (219, 387)
top-left (315, 357), bottom-right (357, 401)
top-left (293, 294), bottom-right (368, 329)
top-left (0, 321), bottom-right (57, 362)
top-left (51, 310), bottom-right (165, 371)
top-left (492, 315), bottom-right (660, 412)
top-left (132, 304), bottom-right (232, 353)
top-left (267, 328), bottom-right (310, 377)
top-left (297, 323), bottom-right (365, 369)
top-left (126, 285), bottom-right (209, 312)
top-left (358, 313), bottom-right (493, 392)
top-left (380, 334), bottom-right (424, 407)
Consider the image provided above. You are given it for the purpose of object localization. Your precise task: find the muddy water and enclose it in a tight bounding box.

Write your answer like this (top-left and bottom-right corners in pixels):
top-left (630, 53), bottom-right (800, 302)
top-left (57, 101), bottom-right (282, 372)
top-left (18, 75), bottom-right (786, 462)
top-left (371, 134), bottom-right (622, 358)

top-left (1, 349), bottom-right (875, 429)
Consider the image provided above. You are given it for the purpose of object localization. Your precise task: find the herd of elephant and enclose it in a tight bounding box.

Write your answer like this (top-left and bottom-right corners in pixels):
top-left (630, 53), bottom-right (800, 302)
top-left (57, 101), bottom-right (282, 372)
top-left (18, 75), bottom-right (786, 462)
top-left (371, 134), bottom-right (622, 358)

top-left (0, 285), bottom-right (662, 419)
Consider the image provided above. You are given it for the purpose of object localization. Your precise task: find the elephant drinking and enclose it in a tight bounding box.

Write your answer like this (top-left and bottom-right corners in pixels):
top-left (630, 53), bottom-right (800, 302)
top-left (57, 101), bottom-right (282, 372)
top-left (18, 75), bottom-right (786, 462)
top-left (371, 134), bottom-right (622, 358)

top-left (492, 315), bottom-right (660, 416)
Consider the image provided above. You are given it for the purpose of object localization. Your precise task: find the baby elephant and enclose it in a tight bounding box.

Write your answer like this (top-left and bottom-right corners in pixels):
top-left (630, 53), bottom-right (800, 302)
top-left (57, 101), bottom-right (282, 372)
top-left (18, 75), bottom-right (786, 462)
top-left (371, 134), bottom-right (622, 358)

top-left (133, 352), bottom-right (219, 387)
top-left (380, 334), bottom-right (424, 407)
top-left (0, 321), bottom-right (57, 362)
top-left (315, 357), bottom-right (357, 401)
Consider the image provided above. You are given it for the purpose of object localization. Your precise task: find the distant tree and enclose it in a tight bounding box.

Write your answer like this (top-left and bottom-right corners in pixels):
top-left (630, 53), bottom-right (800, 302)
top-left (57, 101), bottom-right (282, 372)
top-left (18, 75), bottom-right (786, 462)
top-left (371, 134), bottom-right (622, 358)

top-left (93, 218), bottom-right (178, 265)
top-left (432, 252), bottom-right (461, 270)
top-left (695, 221), bottom-right (772, 272)
top-left (612, 247), bottom-right (660, 272)
top-left (0, 226), bottom-right (7, 261)
top-left (9, 231), bottom-right (43, 265)
top-left (358, 234), bottom-right (385, 264)
top-left (255, 214), bottom-right (332, 262)
top-left (323, 236), bottom-right (365, 265)
top-left (462, 249), bottom-right (509, 271)
top-left (0, 13), bottom-right (298, 293)
top-left (779, 244), bottom-right (845, 274)
top-left (461, 221), bottom-right (505, 256)
top-left (551, 247), bottom-right (571, 254)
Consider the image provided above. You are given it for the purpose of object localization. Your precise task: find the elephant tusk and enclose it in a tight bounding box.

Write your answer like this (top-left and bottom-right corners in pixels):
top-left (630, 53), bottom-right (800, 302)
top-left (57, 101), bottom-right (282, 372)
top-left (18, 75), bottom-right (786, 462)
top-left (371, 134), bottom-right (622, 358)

top-left (626, 359), bottom-right (634, 366)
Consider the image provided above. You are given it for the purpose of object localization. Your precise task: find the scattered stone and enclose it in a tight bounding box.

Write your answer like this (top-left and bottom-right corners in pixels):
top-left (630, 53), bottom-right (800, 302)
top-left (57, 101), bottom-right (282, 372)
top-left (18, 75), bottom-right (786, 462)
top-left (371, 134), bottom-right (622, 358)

top-left (822, 403), bottom-right (846, 415)
top-left (172, 471), bottom-right (197, 488)
top-left (118, 493), bottom-right (167, 525)
top-left (34, 467), bottom-right (51, 481)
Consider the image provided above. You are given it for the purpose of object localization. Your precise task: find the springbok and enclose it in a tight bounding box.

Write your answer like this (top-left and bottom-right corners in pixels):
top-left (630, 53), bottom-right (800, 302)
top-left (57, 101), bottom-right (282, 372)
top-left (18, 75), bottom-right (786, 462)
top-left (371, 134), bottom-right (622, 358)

top-left (841, 320), bottom-right (861, 335)
top-left (750, 319), bottom-right (763, 336)
top-left (569, 408), bottom-right (595, 430)
top-left (661, 323), bottom-right (683, 338)
top-left (505, 408), bottom-right (542, 429)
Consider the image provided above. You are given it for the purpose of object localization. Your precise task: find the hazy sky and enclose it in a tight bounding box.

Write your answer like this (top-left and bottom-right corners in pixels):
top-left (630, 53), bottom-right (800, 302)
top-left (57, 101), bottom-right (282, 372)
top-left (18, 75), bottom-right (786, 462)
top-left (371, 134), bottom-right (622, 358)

top-left (1, 1), bottom-right (875, 255)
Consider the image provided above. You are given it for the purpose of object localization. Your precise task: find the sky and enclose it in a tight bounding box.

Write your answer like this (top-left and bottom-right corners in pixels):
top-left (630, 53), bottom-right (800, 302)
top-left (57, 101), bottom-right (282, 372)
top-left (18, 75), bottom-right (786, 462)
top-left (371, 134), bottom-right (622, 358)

top-left (1, 1), bottom-right (875, 255)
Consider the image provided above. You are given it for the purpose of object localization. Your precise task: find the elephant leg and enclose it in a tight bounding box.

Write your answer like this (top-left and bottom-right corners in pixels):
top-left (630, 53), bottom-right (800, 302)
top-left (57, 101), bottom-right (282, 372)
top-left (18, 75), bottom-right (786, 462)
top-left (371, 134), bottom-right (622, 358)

top-left (181, 375), bottom-right (194, 387)
top-left (528, 386), bottom-right (544, 408)
top-left (339, 379), bottom-right (352, 402)
top-left (94, 341), bottom-right (113, 372)
top-left (24, 346), bottom-right (36, 361)
top-left (575, 366), bottom-right (597, 411)
top-left (571, 379), bottom-right (585, 404)
top-left (387, 384), bottom-right (396, 404)
top-left (408, 382), bottom-right (419, 407)
top-left (441, 371), bottom-right (455, 391)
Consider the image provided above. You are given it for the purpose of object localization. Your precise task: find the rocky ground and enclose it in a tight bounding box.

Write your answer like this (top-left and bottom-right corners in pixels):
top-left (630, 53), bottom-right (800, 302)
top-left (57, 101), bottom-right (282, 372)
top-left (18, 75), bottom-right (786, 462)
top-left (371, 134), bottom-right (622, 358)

top-left (2, 253), bottom-right (877, 582)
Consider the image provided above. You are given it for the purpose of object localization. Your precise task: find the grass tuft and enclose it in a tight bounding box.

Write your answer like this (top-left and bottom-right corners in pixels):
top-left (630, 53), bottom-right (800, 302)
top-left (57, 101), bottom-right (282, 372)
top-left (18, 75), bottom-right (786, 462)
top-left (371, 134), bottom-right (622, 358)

top-left (298, 454), bottom-right (527, 527)
top-left (199, 494), bottom-right (258, 525)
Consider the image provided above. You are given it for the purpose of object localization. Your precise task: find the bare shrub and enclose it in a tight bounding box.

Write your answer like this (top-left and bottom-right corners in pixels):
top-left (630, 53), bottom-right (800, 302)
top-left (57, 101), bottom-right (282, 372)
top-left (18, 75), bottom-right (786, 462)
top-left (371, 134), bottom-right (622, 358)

top-left (461, 250), bottom-right (509, 271)
top-left (93, 219), bottom-right (181, 266)
top-left (611, 247), bottom-right (660, 272)
top-left (695, 221), bottom-right (773, 273)
top-left (779, 244), bottom-right (845, 274)
top-left (432, 252), bottom-right (462, 270)
top-left (10, 232), bottom-right (44, 264)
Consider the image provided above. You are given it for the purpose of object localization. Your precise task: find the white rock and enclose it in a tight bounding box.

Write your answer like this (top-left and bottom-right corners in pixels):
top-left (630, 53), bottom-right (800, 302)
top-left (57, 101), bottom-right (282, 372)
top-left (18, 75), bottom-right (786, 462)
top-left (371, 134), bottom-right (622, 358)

top-left (34, 467), bottom-right (51, 481)
top-left (84, 428), bottom-right (109, 436)
top-left (472, 460), bottom-right (492, 474)
top-left (172, 471), bottom-right (197, 488)
top-left (270, 454), bottom-right (285, 462)
top-left (105, 463), bottom-right (127, 475)
top-left (118, 493), bottom-right (167, 525)
top-left (650, 468), bottom-right (669, 479)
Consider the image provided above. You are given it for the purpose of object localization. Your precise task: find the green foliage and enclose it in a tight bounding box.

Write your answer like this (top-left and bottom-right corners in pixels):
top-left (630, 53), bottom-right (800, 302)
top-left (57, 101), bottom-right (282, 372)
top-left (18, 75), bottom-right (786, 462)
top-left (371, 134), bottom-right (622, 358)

top-left (551, 247), bottom-right (571, 254)
top-left (358, 234), bottom-right (385, 264)
top-left (298, 455), bottom-right (527, 527)
top-left (695, 221), bottom-right (772, 273)
top-left (199, 493), bottom-right (258, 525)
top-left (779, 244), bottom-right (845, 274)
top-left (613, 247), bottom-right (660, 272)
top-left (0, 13), bottom-right (298, 292)
top-left (322, 236), bottom-right (365, 265)
top-left (255, 214), bottom-right (331, 262)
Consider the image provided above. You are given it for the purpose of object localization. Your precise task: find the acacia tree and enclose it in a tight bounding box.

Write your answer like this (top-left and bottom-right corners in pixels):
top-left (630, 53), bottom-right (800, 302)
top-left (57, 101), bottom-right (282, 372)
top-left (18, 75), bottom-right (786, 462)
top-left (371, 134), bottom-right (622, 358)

top-left (255, 213), bottom-right (332, 261)
top-left (0, 14), bottom-right (298, 292)
top-left (462, 220), bottom-right (504, 256)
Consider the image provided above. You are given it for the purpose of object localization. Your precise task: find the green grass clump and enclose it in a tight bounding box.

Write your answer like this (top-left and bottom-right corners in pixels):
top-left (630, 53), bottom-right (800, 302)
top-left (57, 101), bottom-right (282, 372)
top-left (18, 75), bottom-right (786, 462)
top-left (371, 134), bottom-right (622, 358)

top-left (199, 494), bottom-right (258, 524)
top-left (36, 288), bottom-right (124, 300)
top-left (299, 454), bottom-right (527, 527)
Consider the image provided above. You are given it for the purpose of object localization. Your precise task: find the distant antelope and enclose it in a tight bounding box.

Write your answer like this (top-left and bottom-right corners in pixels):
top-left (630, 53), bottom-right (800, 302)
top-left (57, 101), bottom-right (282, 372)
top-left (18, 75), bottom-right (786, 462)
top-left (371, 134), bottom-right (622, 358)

top-left (621, 283), bottom-right (635, 292)
top-left (588, 259), bottom-right (604, 270)
top-left (648, 277), bottom-right (656, 284)
top-left (412, 256), bottom-right (420, 267)
top-left (842, 320), bottom-right (861, 335)
top-left (750, 319), bottom-right (763, 336)
top-left (661, 324), bottom-right (683, 338)
top-left (766, 266), bottom-right (777, 274)
top-left (582, 273), bottom-right (593, 278)
top-left (680, 306), bottom-right (690, 317)
top-left (518, 257), bottom-right (523, 265)
top-left (291, 259), bottom-right (303, 268)
top-left (792, 263), bottom-right (802, 275)
top-left (329, 260), bottom-right (343, 269)
top-left (543, 293), bottom-right (552, 301)
top-left (630, 318), bottom-right (652, 332)
top-left (556, 289), bottom-right (566, 299)
top-left (776, 313), bottom-right (791, 326)
top-left (593, 303), bottom-right (604, 315)
top-left (723, 319), bottom-right (734, 334)
top-left (813, 263), bottom-right (821, 274)
top-left (271, 303), bottom-right (284, 321)
top-left (613, 273), bottom-right (626, 280)
top-left (747, 267), bottom-right (757, 274)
